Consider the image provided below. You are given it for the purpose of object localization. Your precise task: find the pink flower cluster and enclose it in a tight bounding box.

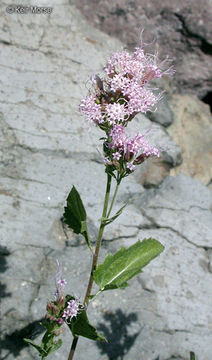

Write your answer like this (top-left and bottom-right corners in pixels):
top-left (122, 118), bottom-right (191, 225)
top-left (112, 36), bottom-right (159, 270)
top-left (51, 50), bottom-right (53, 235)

top-left (80, 45), bottom-right (174, 126)
top-left (80, 38), bottom-right (174, 176)
top-left (105, 124), bottom-right (160, 172)
top-left (80, 95), bottom-right (103, 124)
top-left (62, 299), bottom-right (79, 321)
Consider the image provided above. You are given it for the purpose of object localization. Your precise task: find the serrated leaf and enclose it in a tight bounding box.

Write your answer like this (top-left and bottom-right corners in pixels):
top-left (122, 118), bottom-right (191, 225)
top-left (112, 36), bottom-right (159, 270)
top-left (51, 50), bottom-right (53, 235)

top-left (101, 203), bottom-right (128, 225)
top-left (93, 238), bottom-right (164, 291)
top-left (68, 309), bottom-right (106, 342)
top-left (63, 186), bottom-right (91, 251)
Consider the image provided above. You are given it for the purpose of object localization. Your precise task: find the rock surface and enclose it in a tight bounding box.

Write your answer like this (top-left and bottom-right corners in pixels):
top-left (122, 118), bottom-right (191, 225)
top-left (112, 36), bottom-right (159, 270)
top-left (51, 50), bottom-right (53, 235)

top-left (0, 1), bottom-right (212, 360)
top-left (72, 0), bottom-right (212, 98)
top-left (147, 95), bottom-right (174, 127)
top-left (168, 95), bottom-right (212, 186)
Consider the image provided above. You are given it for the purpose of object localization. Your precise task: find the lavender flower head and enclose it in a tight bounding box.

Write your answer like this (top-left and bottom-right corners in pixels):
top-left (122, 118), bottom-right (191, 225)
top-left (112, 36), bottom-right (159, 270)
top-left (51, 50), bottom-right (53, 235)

top-left (80, 35), bottom-right (174, 179)
top-left (80, 39), bottom-right (174, 126)
top-left (45, 261), bottom-right (80, 327)
top-left (62, 299), bottom-right (80, 322)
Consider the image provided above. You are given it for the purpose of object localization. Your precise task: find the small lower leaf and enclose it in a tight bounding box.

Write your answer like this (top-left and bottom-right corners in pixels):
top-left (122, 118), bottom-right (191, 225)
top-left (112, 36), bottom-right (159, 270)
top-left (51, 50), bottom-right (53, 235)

top-left (68, 309), bottom-right (106, 342)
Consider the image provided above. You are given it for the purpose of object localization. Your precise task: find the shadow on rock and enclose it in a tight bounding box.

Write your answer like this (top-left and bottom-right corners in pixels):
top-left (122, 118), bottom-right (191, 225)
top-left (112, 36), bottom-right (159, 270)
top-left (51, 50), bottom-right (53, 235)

top-left (0, 246), bottom-right (11, 301)
top-left (0, 318), bottom-right (45, 359)
top-left (96, 309), bottom-right (141, 360)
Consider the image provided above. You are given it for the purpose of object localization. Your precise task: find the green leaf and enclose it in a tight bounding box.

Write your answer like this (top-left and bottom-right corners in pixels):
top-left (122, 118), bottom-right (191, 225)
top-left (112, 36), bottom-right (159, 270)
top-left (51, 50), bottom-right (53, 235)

top-left (68, 309), bottom-right (106, 342)
top-left (88, 294), bottom-right (96, 300)
top-left (93, 238), bottom-right (164, 291)
top-left (48, 339), bottom-right (63, 354)
top-left (23, 338), bottom-right (46, 356)
top-left (41, 331), bottom-right (54, 353)
top-left (63, 186), bottom-right (92, 251)
top-left (24, 322), bottom-right (63, 359)
top-left (101, 203), bottom-right (128, 225)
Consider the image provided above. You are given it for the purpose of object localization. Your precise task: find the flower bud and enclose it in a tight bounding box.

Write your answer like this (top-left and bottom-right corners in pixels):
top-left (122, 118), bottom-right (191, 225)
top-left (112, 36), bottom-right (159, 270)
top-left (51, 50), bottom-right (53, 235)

top-left (52, 305), bottom-right (59, 314)
top-left (46, 302), bottom-right (54, 314)
top-left (125, 151), bottom-right (134, 162)
top-left (134, 154), bottom-right (146, 165)
top-left (95, 75), bottom-right (104, 91)
top-left (57, 295), bottom-right (65, 308)
top-left (56, 317), bottom-right (64, 326)
top-left (112, 159), bottom-right (119, 167)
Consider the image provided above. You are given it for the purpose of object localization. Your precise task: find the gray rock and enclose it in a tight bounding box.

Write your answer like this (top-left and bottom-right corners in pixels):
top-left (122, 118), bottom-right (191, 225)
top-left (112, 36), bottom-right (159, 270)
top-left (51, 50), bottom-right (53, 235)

top-left (135, 174), bottom-right (212, 248)
top-left (134, 156), bottom-right (171, 188)
top-left (0, 1), bottom-right (212, 360)
top-left (147, 96), bottom-right (174, 127)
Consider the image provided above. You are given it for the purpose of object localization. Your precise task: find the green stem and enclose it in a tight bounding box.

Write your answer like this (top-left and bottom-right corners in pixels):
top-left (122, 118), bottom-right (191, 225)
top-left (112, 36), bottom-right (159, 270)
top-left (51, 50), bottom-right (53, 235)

top-left (106, 180), bottom-right (120, 219)
top-left (68, 173), bottom-right (112, 360)
top-left (83, 173), bottom-right (112, 307)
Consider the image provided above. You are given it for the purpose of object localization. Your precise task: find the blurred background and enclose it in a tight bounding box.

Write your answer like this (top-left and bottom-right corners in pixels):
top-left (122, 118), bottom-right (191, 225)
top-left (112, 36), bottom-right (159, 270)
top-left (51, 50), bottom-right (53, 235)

top-left (0, 1), bottom-right (212, 359)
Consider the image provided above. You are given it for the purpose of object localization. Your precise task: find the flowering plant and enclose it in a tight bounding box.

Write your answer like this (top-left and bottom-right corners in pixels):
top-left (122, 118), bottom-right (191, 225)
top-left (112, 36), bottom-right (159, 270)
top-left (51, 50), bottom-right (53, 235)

top-left (25, 37), bottom-right (174, 359)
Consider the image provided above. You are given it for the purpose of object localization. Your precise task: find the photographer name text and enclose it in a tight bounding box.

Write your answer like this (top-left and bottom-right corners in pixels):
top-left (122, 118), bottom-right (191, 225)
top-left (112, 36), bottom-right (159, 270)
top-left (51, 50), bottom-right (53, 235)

top-left (6, 5), bottom-right (53, 14)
